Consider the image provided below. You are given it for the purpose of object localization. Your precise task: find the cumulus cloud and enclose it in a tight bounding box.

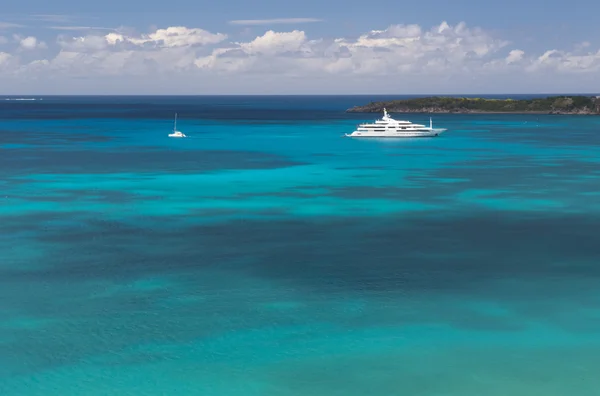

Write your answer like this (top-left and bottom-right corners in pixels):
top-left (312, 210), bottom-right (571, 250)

top-left (526, 49), bottom-right (600, 73)
top-left (195, 21), bottom-right (509, 76)
top-left (238, 30), bottom-right (312, 55)
top-left (194, 29), bottom-right (324, 75)
top-left (14, 35), bottom-right (47, 50)
top-left (37, 26), bottom-right (227, 77)
top-left (105, 26), bottom-right (227, 48)
top-left (57, 34), bottom-right (112, 51)
top-left (1, 21), bottom-right (599, 93)
top-left (506, 49), bottom-right (525, 64)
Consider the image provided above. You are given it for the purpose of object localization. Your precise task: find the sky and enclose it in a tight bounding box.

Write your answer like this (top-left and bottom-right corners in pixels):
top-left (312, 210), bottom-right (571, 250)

top-left (1, 0), bottom-right (600, 94)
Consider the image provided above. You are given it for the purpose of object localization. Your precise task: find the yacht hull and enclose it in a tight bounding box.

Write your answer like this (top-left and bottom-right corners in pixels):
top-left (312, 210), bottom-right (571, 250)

top-left (345, 129), bottom-right (446, 138)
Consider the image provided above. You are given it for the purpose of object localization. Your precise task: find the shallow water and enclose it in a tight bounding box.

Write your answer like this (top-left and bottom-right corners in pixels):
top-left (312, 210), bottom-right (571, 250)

top-left (1, 96), bottom-right (600, 395)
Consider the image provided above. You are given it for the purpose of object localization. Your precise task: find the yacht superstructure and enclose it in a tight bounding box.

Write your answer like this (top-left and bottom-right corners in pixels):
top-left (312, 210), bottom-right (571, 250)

top-left (346, 108), bottom-right (446, 138)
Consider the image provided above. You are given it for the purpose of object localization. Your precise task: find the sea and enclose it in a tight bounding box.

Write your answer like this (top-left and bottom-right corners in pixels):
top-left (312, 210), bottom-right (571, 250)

top-left (1, 95), bottom-right (600, 395)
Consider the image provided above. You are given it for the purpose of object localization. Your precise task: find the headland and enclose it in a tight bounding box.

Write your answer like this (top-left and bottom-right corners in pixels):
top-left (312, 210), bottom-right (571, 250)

top-left (346, 96), bottom-right (600, 115)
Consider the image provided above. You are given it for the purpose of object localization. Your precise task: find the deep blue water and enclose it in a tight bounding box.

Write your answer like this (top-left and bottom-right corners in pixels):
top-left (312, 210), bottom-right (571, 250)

top-left (2, 96), bottom-right (600, 395)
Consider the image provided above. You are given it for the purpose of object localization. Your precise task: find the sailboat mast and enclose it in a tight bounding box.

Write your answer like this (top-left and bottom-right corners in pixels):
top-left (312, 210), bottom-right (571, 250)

top-left (174, 113), bottom-right (177, 131)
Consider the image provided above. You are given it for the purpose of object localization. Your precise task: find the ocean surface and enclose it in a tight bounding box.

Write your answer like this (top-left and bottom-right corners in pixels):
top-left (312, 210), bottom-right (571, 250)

top-left (1, 95), bottom-right (600, 395)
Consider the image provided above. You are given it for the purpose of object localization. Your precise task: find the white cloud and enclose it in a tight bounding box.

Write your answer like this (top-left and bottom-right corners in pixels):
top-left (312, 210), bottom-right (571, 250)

top-left (105, 33), bottom-right (126, 46)
top-left (15, 35), bottom-right (47, 50)
top-left (43, 27), bottom-right (210, 76)
top-left (51, 26), bottom-right (226, 53)
top-left (108, 26), bottom-right (227, 48)
top-left (238, 30), bottom-right (311, 55)
top-left (506, 49), bottom-right (525, 64)
top-left (197, 21), bottom-right (509, 76)
top-left (332, 21), bottom-right (508, 75)
top-left (1, 21), bottom-right (599, 93)
top-left (194, 30), bottom-right (323, 75)
top-left (58, 34), bottom-right (112, 51)
top-left (229, 18), bottom-right (323, 25)
top-left (527, 49), bottom-right (600, 73)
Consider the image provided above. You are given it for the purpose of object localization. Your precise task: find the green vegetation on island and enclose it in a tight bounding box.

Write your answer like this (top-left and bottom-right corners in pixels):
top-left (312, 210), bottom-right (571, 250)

top-left (346, 96), bottom-right (600, 114)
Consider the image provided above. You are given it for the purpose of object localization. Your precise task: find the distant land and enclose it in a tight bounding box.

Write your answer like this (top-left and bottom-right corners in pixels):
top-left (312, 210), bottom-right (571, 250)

top-left (346, 96), bottom-right (600, 115)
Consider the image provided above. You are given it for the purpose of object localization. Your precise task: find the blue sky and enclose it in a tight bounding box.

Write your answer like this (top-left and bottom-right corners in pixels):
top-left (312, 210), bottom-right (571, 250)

top-left (1, 0), bottom-right (599, 93)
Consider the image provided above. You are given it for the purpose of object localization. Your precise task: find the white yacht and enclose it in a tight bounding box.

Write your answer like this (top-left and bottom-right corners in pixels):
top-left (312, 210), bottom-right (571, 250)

top-left (346, 108), bottom-right (447, 138)
top-left (168, 113), bottom-right (186, 138)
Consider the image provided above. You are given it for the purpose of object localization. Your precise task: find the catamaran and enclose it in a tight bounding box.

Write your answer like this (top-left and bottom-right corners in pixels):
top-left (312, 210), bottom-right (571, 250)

top-left (346, 108), bottom-right (447, 138)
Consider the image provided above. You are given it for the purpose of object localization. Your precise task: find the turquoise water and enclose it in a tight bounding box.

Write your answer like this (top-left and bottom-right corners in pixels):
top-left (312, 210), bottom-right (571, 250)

top-left (2, 96), bottom-right (600, 395)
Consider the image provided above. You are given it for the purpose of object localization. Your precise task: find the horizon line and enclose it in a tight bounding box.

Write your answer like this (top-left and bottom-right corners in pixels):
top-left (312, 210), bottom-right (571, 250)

top-left (2, 93), bottom-right (600, 96)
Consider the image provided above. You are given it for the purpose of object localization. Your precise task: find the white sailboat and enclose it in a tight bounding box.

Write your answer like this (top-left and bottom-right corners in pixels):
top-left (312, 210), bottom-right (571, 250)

top-left (168, 113), bottom-right (186, 138)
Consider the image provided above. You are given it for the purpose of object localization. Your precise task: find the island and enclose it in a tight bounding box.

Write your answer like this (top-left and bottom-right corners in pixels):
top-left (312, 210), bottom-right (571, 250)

top-left (346, 96), bottom-right (600, 115)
